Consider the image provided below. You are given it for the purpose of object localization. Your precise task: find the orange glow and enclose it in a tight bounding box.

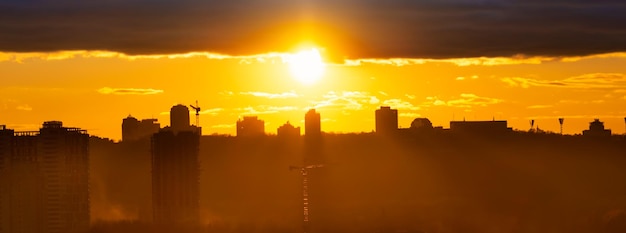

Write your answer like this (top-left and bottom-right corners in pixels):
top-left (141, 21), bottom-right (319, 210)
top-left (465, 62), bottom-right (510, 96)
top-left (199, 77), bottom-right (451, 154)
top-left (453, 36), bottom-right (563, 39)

top-left (1, 50), bottom-right (626, 139)
top-left (285, 48), bottom-right (325, 85)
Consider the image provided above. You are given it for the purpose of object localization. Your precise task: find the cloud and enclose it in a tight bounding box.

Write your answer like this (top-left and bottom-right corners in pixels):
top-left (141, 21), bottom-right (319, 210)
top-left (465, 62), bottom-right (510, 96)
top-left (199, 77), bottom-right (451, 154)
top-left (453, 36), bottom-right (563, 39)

top-left (235, 105), bottom-right (299, 115)
top-left (199, 108), bottom-right (223, 116)
top-left (527, 105), bottom-right (553, 109)
top-left (425, 94), bottom-right (503, 108)
top-left (399, 112), bottom-right (422, 118)
top-left (98, 87), bottom-right (164, 95)
top-left (16, 104), bottom-right (33, 111)
top-left (345, 56), bottom-right (556, 67)
top-left (240, 91), bottom-right (299, 99)
top-left (311, 91), bottom-right (381, 111)
top-left (381, 99), bottom-right (420, 111)
top-left (1, 1), bottom-right (626, 58)
top-left (526, 115), bottom-right (626, 120)
top-left (502, 73), bottom-right (626, 89)
top-left (0, 50), bottom-right (287, 63)
top-left (559, 100), bottom-right (608, 104)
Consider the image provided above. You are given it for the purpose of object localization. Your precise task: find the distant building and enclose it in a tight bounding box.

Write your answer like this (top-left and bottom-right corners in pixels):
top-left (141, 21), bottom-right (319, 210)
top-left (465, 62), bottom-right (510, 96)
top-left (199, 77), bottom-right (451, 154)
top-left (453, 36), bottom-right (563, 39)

top-left (305, 109), bottom-right (321, 137)
top-left (277, 121), bottom-right (301, 138)
top-left (170, 104), bottom-right (191, 132)
top-left (449, 120), bottom-right (510, 134)
top-left (304, 109), bottom-right (323, 165)
top-left (236, 116), bottom-right (265, 137)
top-left (411, 118), bottom-right (433, 130)
top-left (583, 119), bottom-right (611, 137)
top-left (375, 106), bottom-right (398, 134)
top-left (152, 105), bottom-right (200, 225)
top-left (0, 122), bottom-right (89, 233)
top-left (122, 115), bottom-right (160, 141)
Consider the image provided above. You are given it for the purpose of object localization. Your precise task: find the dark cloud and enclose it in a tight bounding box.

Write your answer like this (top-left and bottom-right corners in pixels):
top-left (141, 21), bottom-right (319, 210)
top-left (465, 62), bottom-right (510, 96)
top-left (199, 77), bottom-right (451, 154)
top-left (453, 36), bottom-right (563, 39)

top-left (1, 0), bottom-right (626, 58)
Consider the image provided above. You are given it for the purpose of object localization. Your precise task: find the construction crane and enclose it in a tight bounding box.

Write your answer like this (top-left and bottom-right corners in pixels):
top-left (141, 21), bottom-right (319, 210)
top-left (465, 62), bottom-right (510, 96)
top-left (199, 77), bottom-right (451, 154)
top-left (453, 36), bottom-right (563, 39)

top-left (290, 164), bottom-right (325, 233)
top-left (190, 100), bottom-right (201, 126)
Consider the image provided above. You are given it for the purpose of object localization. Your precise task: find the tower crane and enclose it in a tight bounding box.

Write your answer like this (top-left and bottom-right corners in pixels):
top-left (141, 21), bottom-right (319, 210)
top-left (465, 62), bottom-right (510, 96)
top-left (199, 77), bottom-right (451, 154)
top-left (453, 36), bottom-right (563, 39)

top-left (190, 100), bottom-right (201, 126)
top-left (290, 164), bottom-right (325, 233)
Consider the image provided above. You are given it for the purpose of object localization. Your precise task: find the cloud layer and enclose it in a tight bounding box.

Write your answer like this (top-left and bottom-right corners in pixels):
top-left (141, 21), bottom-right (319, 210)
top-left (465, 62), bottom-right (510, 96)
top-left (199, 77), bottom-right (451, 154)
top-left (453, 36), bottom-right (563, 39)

top-left (98, 87), bottom-right (164, 95)
top-left (2, 0), bottom-right (626, 58)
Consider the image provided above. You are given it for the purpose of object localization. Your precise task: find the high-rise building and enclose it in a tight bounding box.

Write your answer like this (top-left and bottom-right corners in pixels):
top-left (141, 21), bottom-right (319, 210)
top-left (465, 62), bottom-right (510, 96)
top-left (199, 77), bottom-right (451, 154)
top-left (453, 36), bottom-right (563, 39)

top-left (236, 116), bottom-right (265, 137)
top-left (375, 106), bottom-right (398, 134)
top-left (305, 109), bottom-right (321, 137)
top-left (152, 105), bottom-right (200, 225)
top-left (38, 121), bottom-right (90, 233)
top-left (277, 121), bottom-right (300, 138)
top-left (0, 126), bottom-right (13, 233)
top-left (122, 116), bottom-right (160, 141)
top-left (11, 132), bottom-right (43, 233)
top-left (170, 104), bottom-right (191, 132)
top-left (122, 115), bottom-right (140, 141)
top-left (0, 122), bottom-right (89, 233)
top-left (140, 119), bottom-right (160, 135)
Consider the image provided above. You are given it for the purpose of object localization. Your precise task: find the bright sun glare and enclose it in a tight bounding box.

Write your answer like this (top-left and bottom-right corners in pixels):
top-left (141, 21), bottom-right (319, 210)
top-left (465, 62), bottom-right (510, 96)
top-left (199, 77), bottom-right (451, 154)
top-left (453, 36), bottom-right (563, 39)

top-left (286, 48), bottom-right (325, 85)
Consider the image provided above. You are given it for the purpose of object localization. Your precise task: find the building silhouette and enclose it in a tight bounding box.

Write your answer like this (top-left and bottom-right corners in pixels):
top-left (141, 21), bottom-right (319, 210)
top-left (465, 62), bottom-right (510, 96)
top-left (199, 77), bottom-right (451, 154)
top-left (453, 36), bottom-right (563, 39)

top-left (449, 120), bottom-right (510, 134)
top-left (375, 106), bottom-right (398, 134)
top-left (152, 105), bottom-right (200, 225)
top-left (305, 109), bottom-right (321, 138)
top-left (583, 119), bottom-right (612, 136)
top-left (236, 116), bottom-right (265, 137)
top-left (277, 121), bottom-right (300, 138)
top-left (170, 104), bottom-right (191, 132)
top-left (411, 118), bottom-right (433, 129)
top-left (122, 115), bottom-right (160, 141)
top-left (0, 122), bottom-right (89, 233)
top-left (0, 125), bottom-right (13, 233)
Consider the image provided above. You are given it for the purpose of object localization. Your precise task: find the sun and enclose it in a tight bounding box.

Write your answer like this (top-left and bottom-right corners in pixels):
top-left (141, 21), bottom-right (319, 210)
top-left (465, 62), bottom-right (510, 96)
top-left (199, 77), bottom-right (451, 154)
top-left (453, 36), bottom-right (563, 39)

top-left (286, 48), bottom-right (325, 85)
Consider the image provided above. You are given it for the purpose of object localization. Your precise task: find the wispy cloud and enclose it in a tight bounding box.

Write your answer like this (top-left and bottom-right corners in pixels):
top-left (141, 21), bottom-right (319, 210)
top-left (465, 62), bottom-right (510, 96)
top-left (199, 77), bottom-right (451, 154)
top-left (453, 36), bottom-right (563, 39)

top-left (199, 108), bottom-right (223, 116)
top-left (345, 56), bottom-right (555, 67)
top-left (0, 50), bottom-right (288, 64)
top-left (559, 100), bottom-right (607, 105)
top-left (98, 87), bottom-right (164, 95)
top-left (16, 104), bottom-right (33, 111)
top-left (525, 115), bottom-right (626, 120)
top-left (399, 112), bottom-right (422, 118)
top-left (311, 91), bottom-right (381, 111)
top-left (456, 75), bottom-right (479, 81)
top-left (240, 91), bottom-right (299, 99)
top-left (235, 105), bottom-right (299, 115)
top-left (425, 94), bottom-right (503, 108)
top-left (502, 73), bottom-right (626, 90)
top-left (527, 105), bottom-right (553, 109)
top-left (382, 99), bottom-right (420, 111)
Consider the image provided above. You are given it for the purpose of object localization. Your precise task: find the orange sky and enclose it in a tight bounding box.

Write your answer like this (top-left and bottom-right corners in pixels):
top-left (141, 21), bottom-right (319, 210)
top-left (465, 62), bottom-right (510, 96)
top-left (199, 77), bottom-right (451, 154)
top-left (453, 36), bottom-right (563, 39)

top-left (1, 50), bottom-right (626, 140)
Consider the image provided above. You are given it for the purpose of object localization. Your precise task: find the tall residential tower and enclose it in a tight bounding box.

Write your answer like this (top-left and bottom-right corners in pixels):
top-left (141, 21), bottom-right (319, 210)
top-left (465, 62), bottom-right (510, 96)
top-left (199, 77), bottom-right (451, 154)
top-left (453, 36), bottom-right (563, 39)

top-left (152, 105), bottom-right (200, 225)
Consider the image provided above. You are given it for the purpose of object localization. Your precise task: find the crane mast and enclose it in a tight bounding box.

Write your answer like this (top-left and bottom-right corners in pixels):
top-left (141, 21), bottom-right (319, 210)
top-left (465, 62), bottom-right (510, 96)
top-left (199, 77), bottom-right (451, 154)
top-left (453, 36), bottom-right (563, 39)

top-left (189, 100), bottom-right (201, 126)
top-left (290, 164), bottom-right (324, 233)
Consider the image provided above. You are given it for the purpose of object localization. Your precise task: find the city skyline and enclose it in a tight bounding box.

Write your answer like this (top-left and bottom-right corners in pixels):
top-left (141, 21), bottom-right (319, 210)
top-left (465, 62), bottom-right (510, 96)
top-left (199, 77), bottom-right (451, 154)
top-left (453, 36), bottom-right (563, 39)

top-left (3, 1), bottom-right (626, 233)
top-left (3, 98), bottom-right (626, 141)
